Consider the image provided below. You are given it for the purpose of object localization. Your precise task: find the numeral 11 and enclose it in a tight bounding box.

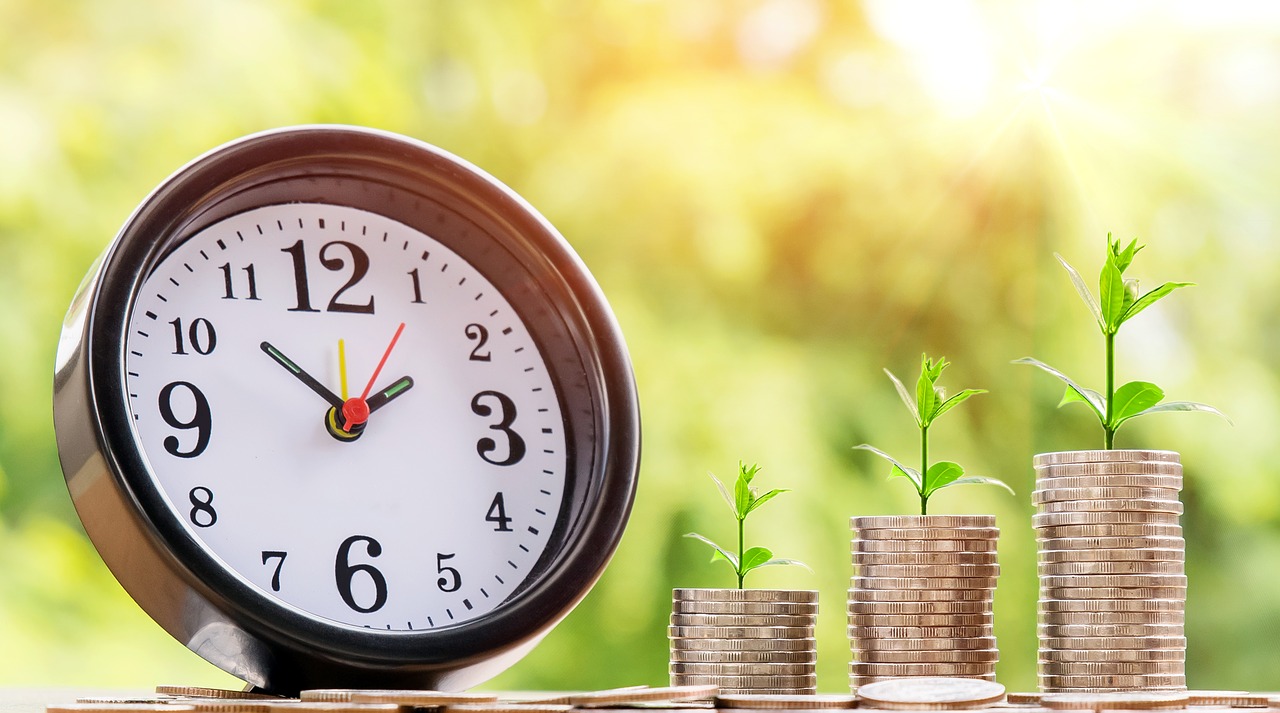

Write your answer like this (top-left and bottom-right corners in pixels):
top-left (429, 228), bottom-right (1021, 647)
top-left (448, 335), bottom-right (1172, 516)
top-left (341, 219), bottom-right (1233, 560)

top-left (219, 263), bottom-right (260, 300)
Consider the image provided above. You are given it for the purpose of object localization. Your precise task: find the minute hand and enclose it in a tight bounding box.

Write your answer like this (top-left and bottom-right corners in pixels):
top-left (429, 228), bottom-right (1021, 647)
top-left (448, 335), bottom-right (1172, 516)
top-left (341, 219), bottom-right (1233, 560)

top-left (366, 376), bottom-right (415, 414)
top-left (260, 341), bottom-right (344, 408)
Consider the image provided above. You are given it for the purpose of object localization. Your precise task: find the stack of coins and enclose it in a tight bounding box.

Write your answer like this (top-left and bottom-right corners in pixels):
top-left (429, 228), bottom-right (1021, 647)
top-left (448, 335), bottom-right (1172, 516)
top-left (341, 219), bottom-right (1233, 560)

top-left (848, 515), bottom-right (1000, 690)
top-left (1033, 450), bottom-right (1187, 692)
top-left (669, 588), bottom-right (818, 694)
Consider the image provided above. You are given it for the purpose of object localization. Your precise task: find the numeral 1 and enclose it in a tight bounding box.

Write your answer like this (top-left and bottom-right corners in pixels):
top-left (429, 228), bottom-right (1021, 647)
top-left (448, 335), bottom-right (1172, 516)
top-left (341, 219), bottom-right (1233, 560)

top-left (408, 268), bottom-right (426, 304)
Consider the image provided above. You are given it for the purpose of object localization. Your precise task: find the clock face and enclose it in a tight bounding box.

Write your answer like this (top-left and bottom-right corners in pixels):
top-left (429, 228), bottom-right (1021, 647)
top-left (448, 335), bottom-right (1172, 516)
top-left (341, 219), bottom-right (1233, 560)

top-left (123, 202), bottom-right (568, 630)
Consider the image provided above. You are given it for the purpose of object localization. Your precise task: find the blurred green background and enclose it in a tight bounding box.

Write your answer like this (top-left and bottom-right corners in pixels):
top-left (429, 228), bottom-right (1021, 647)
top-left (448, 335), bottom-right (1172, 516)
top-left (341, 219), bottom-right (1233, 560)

top-left (2, 0), bottom-right (1277, 694)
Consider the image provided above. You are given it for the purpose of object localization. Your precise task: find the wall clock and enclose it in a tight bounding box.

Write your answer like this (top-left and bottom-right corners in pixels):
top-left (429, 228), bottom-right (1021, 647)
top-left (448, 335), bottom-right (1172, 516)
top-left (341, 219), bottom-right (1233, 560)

top-left (53, 125), bottom-right (641, 694)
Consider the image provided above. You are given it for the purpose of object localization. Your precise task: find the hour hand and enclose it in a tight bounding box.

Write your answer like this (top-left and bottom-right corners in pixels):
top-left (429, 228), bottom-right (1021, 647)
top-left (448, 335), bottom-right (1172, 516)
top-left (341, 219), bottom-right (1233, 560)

top-left (260, 341), bottom-right (344, 408)
top-left (366, 376), bottom-right (415, 414)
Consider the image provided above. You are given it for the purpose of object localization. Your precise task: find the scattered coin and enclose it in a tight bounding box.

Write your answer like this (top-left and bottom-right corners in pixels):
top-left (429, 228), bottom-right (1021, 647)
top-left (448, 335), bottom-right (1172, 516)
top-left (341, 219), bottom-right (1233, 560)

top-left (851, 515), bottom-right (996, 530)
top-left (855, 676), bottom-right (1006, 710)
top-left (342, 692), bottom-right (499, 706)
top-left (261, 704), bottom-right (397, 713)
top-left (1005, 693), bottom-right (1043, 705)
top-left (156, 689), bottom-right (279, 701)
top-left (1040, 692), bottom-right (1190, 710)
top-left (1185, 692), bottom-right (1269, 707)
top-left (75, 701), bottom-right (177, 706)
top-left (49, 706), bottom-right (195, 713)
top-left (714, 694), bottom-right (857, 709)
top-left (568, 685), bottom-right (721, 707)
top-left (1033, 450), bottom-right (1180, 466)
top-left (181, 704), bottom-right (274, 713)
top-left (446, 706), bottom-right (571, 713)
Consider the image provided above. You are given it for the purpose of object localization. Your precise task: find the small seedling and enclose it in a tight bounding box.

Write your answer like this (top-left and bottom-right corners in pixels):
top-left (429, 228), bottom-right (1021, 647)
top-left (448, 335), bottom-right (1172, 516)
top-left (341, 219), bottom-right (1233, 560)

top-left (855, 354), bottom-right (1013, 515)
top-left (1014, 235), bottom-right (1227, 448)
top-left (685, 462), bottom-right (808, 589)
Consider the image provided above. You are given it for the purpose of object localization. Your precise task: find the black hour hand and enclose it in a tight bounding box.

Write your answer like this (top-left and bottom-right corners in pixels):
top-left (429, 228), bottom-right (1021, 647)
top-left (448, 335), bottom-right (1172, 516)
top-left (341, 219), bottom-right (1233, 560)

top-left (366, 376), bottom-right (415, 414)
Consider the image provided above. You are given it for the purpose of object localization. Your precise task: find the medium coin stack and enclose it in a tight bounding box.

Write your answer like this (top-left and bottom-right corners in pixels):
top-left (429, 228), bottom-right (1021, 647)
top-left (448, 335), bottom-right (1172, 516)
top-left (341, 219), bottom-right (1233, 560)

top-left (848, 515), bottom-right (1000, 690)
top-left (1033, 450), bottom-right (1187, 693)
top-left (669, 588), bottom-right (818, 694)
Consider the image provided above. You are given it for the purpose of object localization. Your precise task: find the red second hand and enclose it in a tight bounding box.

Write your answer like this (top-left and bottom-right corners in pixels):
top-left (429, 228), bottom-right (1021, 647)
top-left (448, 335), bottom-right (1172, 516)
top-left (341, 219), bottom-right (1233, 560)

top-left (343, 322), bottom-right (406, 431)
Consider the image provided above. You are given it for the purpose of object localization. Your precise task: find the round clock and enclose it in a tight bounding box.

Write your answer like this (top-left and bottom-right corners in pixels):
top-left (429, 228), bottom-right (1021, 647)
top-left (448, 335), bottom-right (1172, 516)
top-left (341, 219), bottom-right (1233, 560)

top-left (52, 126), bottom-right (640, 694)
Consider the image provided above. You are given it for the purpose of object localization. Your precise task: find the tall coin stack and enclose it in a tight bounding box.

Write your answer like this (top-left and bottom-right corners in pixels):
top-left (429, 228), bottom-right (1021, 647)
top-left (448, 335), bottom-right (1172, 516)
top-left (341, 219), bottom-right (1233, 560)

top-left (1033, 450), bottom-right (1187, 692)
top-left (669, 588), bottom-right (819, 694)
top-left (848, 515), bottom-right (1000, 690)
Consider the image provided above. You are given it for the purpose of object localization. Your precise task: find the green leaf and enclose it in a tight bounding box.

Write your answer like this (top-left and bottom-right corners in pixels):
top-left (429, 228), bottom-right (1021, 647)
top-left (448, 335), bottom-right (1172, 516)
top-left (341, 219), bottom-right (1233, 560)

top-left (684, 533), bottom-right (739, 569)
top-left (923, 461), bottom-right (964, 496)
top-left (740, 546), bottom-right (773, 572)
top-left (708, 472), bottom-right (735, 516)
top-left (734, 470), bottom-right (752, 520)
top-left (1059, 385), bottom-right (1107, 410)
top-left (946, 475), bottom-right (1016, 495)
top-left (916, 355), bottom-right (940, 427)
top-left (1109, 381), bottom-right (1165, 427)
top-left (885, 368), bottom-right (921, 425)
top-left (1011, 357), bottom-right (1106, 422)
top-left (854, 444), bottom-right (923, 490)
top-left (931, 388), bottom-right (986, 422)
top-left (754, 557), bottom-right (812, 573)
top-left (1100, 259), bottom-right (1126, 333)
top-left (745, 488), bottom-right (788, 515)
top-left (1055, 253), bottom-right (1104, 330)
top-left (1119, 282), bottom-right (1194, 327)
top-left (1120, 400), bottom-right (1233, 427)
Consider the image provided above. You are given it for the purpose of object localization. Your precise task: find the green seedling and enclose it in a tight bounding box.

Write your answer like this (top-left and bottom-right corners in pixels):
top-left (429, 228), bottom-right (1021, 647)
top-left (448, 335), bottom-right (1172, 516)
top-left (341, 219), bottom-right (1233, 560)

top-left (856, 354), bottom-right (1013, 515)
top-left (1014, 235), bottom-right (1228, 449)
top-left (685, 462), bottom-right (809, 589)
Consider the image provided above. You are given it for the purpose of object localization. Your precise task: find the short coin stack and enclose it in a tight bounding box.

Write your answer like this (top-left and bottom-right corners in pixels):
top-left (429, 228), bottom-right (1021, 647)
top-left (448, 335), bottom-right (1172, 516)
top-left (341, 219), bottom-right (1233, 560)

top-left (1033, 450), bottom-right (1187, 692)
top-left (669, 588), bottom-right (818, 694)
top-left (848, 515), bottom-right (1000, 690)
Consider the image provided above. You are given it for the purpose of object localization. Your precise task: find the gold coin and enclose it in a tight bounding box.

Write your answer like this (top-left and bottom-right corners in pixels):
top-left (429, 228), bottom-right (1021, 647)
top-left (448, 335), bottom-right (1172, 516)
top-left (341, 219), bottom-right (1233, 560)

top-left (568, 685), bottom-right (721, 707)
top-left (670, 662), bottom-right (814, 676)
top-left (1038, 561), bottom-right (1185, 576)
top-left (673, 588), bottom-right (818, 603)
top-left (1033, 450), bottom-right (1180, 466)
top-left (671, 673), bottom-right (817, 688)
top-left (673, 600), bottom-right (819, 616)
top-left (1032, 475), bottom-right (1183, 491)
top-left (854, 676), bottom-right (1006, 709)
top-left (671, 613), bottom-right (816, 627)
top-left (1037, 499), bottom-right (1183, 515)
top-left (851, 515), bottom-right (996, 530)
top-left (714, 693), bottom-right (858, 709)
top-left (670, 637), bottom-right (817, 651)
top-left (1032, 487), bottom-right (1181, 504)
top-left (1185, 692), bottom-right (1268, 707)
top-left (341, 692), bottom-right (498, 706)
top-left (849, 662), bottom-right (996, 677)
top-left (668, 625), bottom-right (813, 639)
top-left (856, 649), bottom-right (999, 663)
top-left (848, 625), bottom-right (993, 639)
top-left (854, 636), bottom-right (998, 651)
top-left (1040, 574), bottom-right (1187, 589)
top-left (1033, 512), bottom-right (1181, 528)
top-left (1038, 649), bottom-right (1184, 663)
top-left (855, 564), bottom-right (1002, 578)
top-left (1037, 674), bottom-right (1187, 689)
top-left (851, 551), bottom-right (999, 565)
top-left (1038, 598), bottom-right (1183, 613)
top-left (1038, 623), bottom-right (1184, 638)
top-left (1035, 524), bottom-right (1182, 539)
top-left (848, 600), bottom-right (991, 615)
top-left (1039, 610), bottom-right (1183, 625)
top-left (1034, 542), bottom-right (1182, 558)
top-left (850, 588), bottom-right (994, 602)
top-left (854, 538), bottom-right (999, 552)
top-left (1040, 692), bottom-right (1189, 710)
top-left (851, 576), bottom-right (998, 591)
top-left (1037, 635), bottom-right (1186, 650)
top-left (848, 613), bottom-right (993, 627)
top-left (156, 689), bottom-right (279, 701)
top-left (670, 649), bottom-right (817, 664)
top-left (1038, 660), bottom-right (1186, 676)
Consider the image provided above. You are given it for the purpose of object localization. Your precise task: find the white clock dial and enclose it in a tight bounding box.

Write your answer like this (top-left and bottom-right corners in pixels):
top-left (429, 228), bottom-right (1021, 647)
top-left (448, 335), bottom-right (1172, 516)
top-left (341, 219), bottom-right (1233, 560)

top-left (122, 202), bottom-right (567, 631)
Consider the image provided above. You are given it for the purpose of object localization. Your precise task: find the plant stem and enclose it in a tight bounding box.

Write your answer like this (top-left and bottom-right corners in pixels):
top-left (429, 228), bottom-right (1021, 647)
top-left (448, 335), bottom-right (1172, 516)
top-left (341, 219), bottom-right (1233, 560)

top-left (920, 423), bottom-right (930, 516)
top-left (1105, 330), bottom-right (1116, 449)
top-left (736, 516), bottom-right (745, 589)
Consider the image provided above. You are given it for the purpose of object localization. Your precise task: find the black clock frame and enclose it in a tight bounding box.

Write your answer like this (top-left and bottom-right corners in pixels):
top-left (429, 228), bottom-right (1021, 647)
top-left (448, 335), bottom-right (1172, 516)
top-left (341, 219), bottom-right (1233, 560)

top-left (53, 126), bottom-right (640, 694)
